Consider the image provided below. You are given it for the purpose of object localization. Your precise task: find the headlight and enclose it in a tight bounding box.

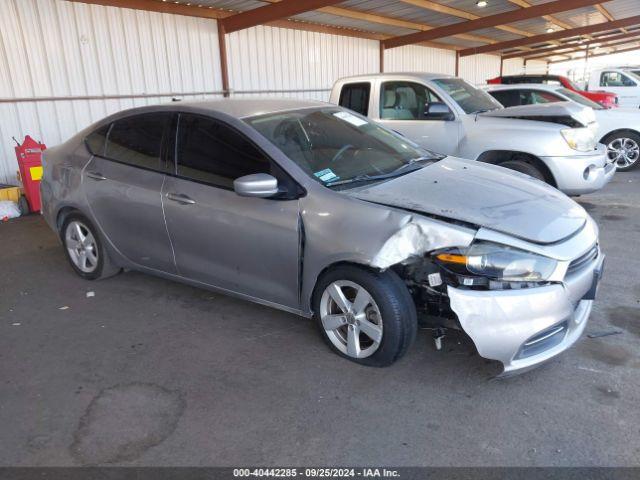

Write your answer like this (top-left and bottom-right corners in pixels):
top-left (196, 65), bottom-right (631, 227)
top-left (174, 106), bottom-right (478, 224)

top-left (561, 127), bottom-right (596, 152)
top-left (434, 241), bottom-right (557, 282)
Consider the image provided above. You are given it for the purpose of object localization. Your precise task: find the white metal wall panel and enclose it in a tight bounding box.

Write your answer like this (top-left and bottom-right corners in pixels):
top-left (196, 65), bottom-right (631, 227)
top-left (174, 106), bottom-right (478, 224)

top-left (459, 54), bottom-right (501, 85)
top-left (226, 25), bottom-right (380, 102)
top-left (503, 58), bottom-right (525, 76)
top-left (525, 60), bottom-right (548, 74)
top-left (0, 0), bottom-right (222, 184)
top-left (383, 45), bottom-right (456, 75)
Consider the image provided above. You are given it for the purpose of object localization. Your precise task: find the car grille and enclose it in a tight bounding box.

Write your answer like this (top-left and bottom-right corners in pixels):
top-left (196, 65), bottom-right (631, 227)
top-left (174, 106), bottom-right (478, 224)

top-left (515, 321), bottom-right (568, 360)
top-left (567, 245), bottom-right (598, 274)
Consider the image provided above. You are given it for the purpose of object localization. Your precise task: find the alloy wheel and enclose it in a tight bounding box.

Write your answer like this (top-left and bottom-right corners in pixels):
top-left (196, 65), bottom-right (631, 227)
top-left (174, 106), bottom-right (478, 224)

top-left (319, 280), bottom-right (383, 359)
top-left (607, 137), bottom-right (640, 169)
top-left (65, 220), bottom-right (99, 273)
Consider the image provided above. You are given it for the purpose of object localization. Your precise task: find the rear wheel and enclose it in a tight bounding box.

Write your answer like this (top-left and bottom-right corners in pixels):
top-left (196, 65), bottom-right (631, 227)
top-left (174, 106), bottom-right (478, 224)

top-left (313, 265), bottom-right (417, 367)
top-left (61, 213), bottom-right (120, 280)
top-left (499, 158), bottom-right (545, 181)
top-left (605, 132), bottom-right (640, 171)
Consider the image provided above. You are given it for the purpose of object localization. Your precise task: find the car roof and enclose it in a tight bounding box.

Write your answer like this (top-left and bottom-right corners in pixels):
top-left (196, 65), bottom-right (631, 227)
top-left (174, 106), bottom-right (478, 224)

top-left (336, 72), bottom-right (455, 83)
top-left (104, 98), bottom-right (330, 121)
top-left (500, 74), bottom-right (562, 80)
top-left (483, 83), bottom-right (564, 92)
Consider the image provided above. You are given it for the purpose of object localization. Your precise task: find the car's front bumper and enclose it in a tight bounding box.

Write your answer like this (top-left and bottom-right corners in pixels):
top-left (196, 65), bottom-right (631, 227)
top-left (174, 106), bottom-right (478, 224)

top-left (447, 249), bottom-right (604, 376)
top-left (542, 144), bottom-right (615, 195)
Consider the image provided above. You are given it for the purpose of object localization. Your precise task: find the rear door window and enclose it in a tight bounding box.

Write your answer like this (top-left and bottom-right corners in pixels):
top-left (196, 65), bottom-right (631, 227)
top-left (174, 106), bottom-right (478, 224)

top-left (105, 113), bottom-right (172, 171)
top-left (338, 83), bottom-right (371, 116)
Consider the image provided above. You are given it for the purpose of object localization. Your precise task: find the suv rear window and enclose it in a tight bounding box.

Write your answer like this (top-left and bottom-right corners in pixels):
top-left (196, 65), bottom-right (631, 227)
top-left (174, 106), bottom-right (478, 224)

top-left (338, 83), bottom-right (371, 116)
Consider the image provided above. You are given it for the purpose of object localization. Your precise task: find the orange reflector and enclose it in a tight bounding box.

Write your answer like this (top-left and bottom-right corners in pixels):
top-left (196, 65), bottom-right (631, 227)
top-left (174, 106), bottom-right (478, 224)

top-left (436, 253), bottom-right (467, 265)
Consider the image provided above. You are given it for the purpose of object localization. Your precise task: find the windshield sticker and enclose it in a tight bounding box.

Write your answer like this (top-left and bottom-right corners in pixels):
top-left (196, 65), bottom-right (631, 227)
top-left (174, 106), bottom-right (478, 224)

top-left (314, 168), bottom-right (339, 182)
top-left (333, 111), bottom-right (368, 127)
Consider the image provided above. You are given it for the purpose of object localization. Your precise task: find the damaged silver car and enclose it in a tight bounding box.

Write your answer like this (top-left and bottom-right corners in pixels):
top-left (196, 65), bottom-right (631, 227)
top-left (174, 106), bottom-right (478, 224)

top-left (40, 99), bottom-right (605, 375)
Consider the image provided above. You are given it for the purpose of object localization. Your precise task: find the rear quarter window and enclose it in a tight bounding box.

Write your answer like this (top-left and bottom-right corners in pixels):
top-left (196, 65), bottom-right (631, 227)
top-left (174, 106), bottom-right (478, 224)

top-left (85, 124), bottom-right (111, 156)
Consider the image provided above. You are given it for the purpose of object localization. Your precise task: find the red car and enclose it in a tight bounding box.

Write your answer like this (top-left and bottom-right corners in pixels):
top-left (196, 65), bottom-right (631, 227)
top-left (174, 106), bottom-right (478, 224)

top-left (487, 74), bottom-right (618, 108)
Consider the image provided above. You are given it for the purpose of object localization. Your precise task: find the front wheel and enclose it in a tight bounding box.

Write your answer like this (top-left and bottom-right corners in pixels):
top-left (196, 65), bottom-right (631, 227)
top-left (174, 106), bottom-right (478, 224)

top-left (605, 132), bottom-right (640, 171)
top-left (499, 159), bottom-right (545, 181)
top-left (313, 265), bottom-right (417, 367)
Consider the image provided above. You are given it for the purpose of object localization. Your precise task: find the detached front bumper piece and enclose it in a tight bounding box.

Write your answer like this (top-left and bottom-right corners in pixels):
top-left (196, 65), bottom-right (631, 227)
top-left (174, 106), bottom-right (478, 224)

top-left (544, 145), bottom-right (615, 195)
top-left (448, 251), bottom-right (604, 376)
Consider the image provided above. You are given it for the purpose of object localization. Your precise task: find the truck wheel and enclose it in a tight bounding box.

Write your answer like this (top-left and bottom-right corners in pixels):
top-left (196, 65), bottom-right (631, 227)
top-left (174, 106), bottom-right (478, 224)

top-left (313, 265), bottom-right (417, 367)
top-left (61, 213), bottom-right (121, 280)
top-left (17, 195), bottom-right (29, 215)
top-left (499, 159), bottom-right (545, 181)
top-left (604, 132), bottom-right (640, 171)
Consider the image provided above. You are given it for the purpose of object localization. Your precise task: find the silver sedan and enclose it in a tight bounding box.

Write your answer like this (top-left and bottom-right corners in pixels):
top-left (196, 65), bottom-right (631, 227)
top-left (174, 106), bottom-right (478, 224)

top-left (40, 99), bottom-right (605, 375)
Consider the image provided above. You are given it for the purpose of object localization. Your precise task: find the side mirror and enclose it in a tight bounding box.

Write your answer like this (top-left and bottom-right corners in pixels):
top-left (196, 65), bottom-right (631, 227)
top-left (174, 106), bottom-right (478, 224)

top-left (424, 102), bottom-right (454, 121)
top-left (234, 173), bottom-right (279, 198)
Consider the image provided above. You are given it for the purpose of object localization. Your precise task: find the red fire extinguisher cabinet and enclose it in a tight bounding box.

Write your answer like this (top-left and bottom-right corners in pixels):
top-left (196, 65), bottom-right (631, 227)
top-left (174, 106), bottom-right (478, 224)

top-left (15, 135), bottom-right (46, 214)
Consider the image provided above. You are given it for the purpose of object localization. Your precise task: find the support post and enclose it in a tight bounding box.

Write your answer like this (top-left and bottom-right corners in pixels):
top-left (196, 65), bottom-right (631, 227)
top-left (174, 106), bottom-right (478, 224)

top-left (379, 41), bottom-right (384, 73)
top-left (499, 55), bottom-right (504, 76)
top-left (455, 50), bottom-right (460, 76)
top-left (217, 20), bottom-right (230, 97)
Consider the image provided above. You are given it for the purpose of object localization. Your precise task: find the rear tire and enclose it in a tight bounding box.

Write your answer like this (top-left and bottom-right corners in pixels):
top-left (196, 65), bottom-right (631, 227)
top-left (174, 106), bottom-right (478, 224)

top-left (499, 158), bottom-right (545, 181)
top-left (61, 213), bottom-right (121, 280)
top-left (313, 265), bottom-right (417, 367)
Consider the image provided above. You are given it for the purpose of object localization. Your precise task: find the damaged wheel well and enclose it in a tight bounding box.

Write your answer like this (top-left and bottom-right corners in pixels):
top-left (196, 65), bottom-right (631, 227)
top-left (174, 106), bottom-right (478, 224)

top-left (476, 150), bottom-right (556, 187)
top-left (310, 261), bottom-right (381, 314)
top-left (56, 206), bottom-right (81, 233)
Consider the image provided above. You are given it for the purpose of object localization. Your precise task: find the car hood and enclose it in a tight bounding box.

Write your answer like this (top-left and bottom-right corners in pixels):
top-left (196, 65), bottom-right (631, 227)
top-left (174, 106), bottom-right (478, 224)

top-left (480, 101), bottom-right (596, 128)
top-left (346, 156), bottom-right (588, 245)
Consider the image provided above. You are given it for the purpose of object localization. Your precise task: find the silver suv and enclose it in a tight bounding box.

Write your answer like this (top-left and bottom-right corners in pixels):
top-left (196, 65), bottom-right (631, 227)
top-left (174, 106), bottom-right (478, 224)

top-left (41, 99), bottom-right (604, 375)
top-left (331, 73), bottom-right (615, 195)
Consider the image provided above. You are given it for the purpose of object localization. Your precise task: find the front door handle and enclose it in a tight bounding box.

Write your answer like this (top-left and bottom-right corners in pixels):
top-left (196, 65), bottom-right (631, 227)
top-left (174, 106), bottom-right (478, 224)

top-left (86, 171), bottom-right (107, 181)
top-left (166, 192), bottom-right (196, 205)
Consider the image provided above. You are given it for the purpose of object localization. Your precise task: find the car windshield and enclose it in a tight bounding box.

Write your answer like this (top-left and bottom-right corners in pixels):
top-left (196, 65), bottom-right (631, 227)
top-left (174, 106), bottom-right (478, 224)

top-left (558, 88), bottom-right (604, 110)
top-left (246, 107), bottom-right (440, 188)
top-left (563, 78), bottom-right (583, 91)
top-left (432, 77), bottom-right (502, 114)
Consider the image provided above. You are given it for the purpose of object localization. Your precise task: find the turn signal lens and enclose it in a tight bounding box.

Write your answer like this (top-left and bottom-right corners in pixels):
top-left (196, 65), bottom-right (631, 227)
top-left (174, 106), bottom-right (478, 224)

top-left (436, 253), bottom-right (467, 265)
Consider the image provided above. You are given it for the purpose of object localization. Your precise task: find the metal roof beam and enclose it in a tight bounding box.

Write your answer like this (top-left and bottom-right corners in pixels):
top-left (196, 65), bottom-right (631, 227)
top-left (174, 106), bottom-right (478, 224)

top-left (220, 0), bottom-right (344, 34)
top-left (525, 34), bottom-right (640, 61)
top-left (548, 43), bottom-right (640, 62)
top-left (459, 14), bottom-right (640, 57)
top-left (502, 29), bottom-right (640, 59)
top-left (383, 0), bottom-right (603, 49)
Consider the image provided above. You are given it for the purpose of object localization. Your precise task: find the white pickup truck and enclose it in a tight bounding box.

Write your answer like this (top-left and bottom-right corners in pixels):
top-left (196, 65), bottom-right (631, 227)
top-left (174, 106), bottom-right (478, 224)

top-left (587, 67), bottom-right (640, 108)
top-left (330, 73), bottom-right (615, 195)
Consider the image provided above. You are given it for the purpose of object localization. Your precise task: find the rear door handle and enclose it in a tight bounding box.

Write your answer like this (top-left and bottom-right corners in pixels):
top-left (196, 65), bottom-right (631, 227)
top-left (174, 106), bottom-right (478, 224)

top-left (86, 171), bottom-right (107, 181)
top-left (166, 192), bottom-right (196, 205)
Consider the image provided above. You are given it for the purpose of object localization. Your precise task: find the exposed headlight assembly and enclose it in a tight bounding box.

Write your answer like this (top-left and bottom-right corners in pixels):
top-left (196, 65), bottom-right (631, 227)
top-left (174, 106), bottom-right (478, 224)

top-left (434, 241), bottom-right (557, 283)
top-left (561, 127), bottom-right (596, 152)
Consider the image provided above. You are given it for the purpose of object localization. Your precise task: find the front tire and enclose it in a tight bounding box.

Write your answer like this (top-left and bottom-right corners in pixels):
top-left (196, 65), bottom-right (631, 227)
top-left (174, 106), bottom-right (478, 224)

top-left (313, 265), bottom-right (417, 367)
top-left (499, 158), bottom-right (545, 181)
top-left (61, 213), bottom-right (120, 280)
top-left (604, 132), bottom-right (640, 171)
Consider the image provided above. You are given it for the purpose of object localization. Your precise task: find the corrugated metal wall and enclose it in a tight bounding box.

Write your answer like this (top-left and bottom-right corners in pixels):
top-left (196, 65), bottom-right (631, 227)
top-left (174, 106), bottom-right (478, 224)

top-left (0, 0), bottom-right (223, 184)
top-left (383, 44), bottom-right (456, 75)
top-left (459, 54), bottom-right (501, 85)
top-left (0, 0), bottom-right (524, 184)
top-left (525, 60), bottom-right (549, 74)
top-left (503, 58), bottom-right (525, 76)
top-left (226, 25), bottom-right (379, 101)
